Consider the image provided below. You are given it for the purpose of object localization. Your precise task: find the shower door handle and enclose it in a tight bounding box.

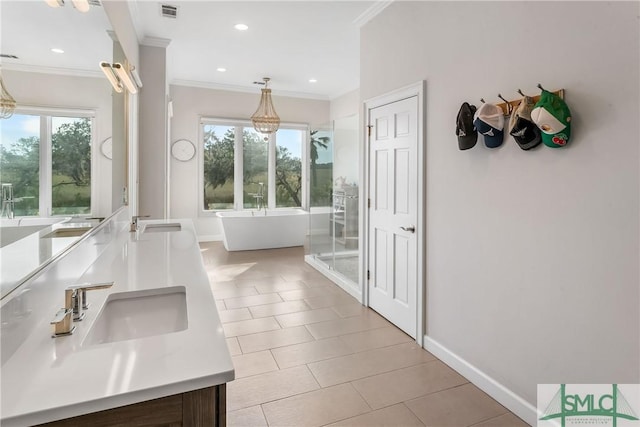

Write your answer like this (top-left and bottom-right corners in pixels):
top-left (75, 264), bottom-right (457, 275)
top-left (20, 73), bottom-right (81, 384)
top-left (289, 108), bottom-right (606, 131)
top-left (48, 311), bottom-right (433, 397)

top-left (400, 226), bottom-right (415, 233)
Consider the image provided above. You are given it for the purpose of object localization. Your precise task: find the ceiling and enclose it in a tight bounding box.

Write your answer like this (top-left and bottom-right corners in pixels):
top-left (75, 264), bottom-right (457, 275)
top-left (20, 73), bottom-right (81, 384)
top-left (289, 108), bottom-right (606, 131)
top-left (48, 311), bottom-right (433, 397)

top-left (1, 1), bottom-right (380, 100)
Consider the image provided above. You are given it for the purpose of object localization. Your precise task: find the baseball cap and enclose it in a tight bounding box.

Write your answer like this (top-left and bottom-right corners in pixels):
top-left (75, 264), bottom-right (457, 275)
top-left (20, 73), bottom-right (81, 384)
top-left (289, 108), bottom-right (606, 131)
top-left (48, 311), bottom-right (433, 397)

top-left (508, 96), bottom-right (542, 150)
top-left (530, 90), bottom-right (571, 148)
top-left (473, 103), bottom-right (504, 148)
top-left (456, 102), bottom-right (477, 150)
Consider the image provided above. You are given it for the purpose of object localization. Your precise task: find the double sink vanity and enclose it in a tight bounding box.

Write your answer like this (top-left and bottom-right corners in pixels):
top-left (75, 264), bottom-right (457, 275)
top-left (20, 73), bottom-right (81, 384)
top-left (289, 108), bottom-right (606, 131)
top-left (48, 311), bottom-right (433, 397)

top-left (0, 208), bottom-right (234, 426)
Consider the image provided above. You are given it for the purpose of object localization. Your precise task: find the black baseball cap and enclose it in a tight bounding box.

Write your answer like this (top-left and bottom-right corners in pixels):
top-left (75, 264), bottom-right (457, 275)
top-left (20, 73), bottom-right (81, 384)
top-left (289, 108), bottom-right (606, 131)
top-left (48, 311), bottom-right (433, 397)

top-left (456, 102), bottom-right (477, 150)
top-left (508, 96), bottom-right (542, 150)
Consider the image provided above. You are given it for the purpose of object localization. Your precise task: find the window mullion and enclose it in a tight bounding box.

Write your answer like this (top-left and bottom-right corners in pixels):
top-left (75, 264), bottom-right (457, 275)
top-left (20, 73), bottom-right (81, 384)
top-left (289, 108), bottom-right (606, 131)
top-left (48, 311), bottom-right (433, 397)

top-left (268, 133), bottom-right (276, 209)
top-left (234, 126), bottom-right (243, 210)
top-left (39, 116), bottom-right (52, 216)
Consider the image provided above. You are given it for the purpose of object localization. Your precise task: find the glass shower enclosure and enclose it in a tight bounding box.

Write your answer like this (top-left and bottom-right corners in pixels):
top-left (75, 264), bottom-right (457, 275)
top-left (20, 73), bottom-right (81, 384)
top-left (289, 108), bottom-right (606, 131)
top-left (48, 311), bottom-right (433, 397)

top-left (307, 115), bottom-right (360, 293)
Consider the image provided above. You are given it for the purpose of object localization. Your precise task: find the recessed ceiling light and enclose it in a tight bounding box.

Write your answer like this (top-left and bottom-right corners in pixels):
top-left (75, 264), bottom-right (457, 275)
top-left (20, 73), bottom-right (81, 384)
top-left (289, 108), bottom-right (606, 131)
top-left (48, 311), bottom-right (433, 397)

top-left (217, 67), bottom-right (226, 72)
top-left (309, 78), bottom-right (317, 83)
top-left (234, 24), bottom-right (249, 31)
top-left (51, 48), bottom-right (64, 54)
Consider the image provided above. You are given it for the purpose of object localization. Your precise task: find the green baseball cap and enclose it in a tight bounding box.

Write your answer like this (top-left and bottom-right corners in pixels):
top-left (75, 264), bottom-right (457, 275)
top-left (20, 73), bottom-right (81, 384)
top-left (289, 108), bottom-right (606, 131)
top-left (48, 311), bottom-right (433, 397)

top-left (530, 90), bottom-right (571, 148)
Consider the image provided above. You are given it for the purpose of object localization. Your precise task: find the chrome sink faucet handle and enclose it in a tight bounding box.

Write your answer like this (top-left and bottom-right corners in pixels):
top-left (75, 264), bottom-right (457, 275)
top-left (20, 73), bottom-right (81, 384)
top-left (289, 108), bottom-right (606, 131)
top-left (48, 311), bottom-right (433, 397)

top-left (51, 282), bottom-right (113, 337)
top-left (130, 215), bottom-right (150, 232)
top-left (66, 282), bottom-right (114, 321)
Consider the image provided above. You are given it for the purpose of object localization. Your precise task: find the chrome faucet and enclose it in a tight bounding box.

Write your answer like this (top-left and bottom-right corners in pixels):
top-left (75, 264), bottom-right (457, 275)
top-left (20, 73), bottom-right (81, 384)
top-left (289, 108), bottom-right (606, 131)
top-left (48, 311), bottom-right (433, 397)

top-left (50, 282), bottom-right (113, 337)
top-left (130, 214), bottom-right (150, 232)
top-left (252, 182), bottom-right (266, 214)
top-left (1, 183), bottom-right (15, 219)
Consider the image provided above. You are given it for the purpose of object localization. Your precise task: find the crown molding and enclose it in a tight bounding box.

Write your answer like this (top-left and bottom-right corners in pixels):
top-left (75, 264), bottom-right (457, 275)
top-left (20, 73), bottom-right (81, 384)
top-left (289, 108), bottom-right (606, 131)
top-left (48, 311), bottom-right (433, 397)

top-left (141, 36), bottom-right (172, 48)
top-left (171, 79), bottom-right (330, 101)
top-left (353, 0), bottom-right (394, 27)
top-left (1, 63), bottom-right (103, 78)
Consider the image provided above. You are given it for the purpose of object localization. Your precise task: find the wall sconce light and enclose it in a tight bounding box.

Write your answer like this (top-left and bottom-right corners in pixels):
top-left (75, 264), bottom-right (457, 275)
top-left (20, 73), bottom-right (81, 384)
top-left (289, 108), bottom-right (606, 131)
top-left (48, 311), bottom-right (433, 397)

top-left (100, 62), bottom-right (140, 94)
top-left (45, 0), bottom-right (90, 13)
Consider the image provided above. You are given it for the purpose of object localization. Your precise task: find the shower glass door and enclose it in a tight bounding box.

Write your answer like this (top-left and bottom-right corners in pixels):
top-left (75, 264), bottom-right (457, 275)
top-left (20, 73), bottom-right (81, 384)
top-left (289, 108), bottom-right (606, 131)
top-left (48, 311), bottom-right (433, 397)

top-left (307, 115), bottom-right (360, 290)
top-left (308, 125), bottom-right (334, 268)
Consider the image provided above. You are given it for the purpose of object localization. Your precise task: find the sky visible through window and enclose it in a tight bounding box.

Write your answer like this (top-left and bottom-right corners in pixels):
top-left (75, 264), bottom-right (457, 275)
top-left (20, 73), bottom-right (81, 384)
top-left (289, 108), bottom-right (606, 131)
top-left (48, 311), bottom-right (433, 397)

top-left (1, 115), bottom-right (39, 149)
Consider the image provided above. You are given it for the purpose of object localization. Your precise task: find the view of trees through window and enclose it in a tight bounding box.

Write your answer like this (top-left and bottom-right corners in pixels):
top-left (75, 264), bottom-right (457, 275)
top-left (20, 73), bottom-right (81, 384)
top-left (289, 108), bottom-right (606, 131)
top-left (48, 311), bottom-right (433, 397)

top-left (0, 114), bottom-right (91, 216)
top-left (202, 121), bottom-right (306, 210)
top-left (309, 129), bottom-right (333, 207)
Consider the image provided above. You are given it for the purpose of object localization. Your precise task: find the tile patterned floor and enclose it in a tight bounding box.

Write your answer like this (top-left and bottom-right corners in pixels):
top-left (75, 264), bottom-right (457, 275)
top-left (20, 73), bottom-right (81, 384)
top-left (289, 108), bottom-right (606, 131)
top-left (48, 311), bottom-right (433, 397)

top-left (200, 242), bottom-right (528, 427)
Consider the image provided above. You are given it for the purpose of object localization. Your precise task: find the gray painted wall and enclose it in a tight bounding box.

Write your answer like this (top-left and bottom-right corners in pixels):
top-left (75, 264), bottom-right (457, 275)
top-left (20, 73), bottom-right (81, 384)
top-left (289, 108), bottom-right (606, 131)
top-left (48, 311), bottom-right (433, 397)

top-left (138, 45), bottom-right (168, 219)
top-left (361, 0), bottom-right (639, 412)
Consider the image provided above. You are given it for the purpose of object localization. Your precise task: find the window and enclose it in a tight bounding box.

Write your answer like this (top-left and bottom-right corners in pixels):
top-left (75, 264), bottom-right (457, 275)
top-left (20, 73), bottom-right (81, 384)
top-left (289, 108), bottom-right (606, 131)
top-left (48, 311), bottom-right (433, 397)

top-left (0, 111), bottom-right (93, 217)
top-left (203, 124), bottom-right (235, 210)
top-left (200, 119), bottom-right (307, 212)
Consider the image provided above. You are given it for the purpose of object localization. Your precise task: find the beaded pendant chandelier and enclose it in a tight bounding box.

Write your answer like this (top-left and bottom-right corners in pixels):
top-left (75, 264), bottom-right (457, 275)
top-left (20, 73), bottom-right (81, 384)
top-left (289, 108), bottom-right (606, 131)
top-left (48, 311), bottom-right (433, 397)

top-left (0, 67), bottom-right (16, 119)
top-left (251, 77), bottom-right (280, 135)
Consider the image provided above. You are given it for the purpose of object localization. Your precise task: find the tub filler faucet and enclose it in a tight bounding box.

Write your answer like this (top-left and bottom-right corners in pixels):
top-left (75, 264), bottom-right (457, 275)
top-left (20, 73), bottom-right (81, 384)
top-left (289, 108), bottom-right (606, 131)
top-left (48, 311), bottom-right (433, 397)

top-left (50, 282), bottom-right (114, 337)
top-left (1, 183), bottom-right (15, 219)
top-left (251, 182), bottom-right (266, 215)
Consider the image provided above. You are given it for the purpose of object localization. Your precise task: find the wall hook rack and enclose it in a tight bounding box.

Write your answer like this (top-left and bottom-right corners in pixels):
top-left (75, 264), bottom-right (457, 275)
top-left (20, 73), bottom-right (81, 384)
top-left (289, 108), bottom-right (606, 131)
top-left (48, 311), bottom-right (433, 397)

top-left (497, 94), bottom-right (512, 114)
top-left (494, 86), bottom-right (565, 116)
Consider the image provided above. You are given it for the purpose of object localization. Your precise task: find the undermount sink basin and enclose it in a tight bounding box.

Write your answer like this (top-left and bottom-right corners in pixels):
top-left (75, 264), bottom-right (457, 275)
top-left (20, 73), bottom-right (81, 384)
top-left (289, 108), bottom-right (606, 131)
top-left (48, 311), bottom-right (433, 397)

top-left (42, 226), bottom-right (92, 239)
top-left (143, 223), bottom-right (182, 233)
top-left (84, 286), bottom-right (188, 346)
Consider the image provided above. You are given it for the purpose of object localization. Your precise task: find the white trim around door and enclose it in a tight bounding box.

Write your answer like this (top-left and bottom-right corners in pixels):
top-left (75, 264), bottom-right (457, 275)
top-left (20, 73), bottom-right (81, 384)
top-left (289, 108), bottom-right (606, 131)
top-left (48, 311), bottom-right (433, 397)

top-left (361, 81), bottom-right (426, 346)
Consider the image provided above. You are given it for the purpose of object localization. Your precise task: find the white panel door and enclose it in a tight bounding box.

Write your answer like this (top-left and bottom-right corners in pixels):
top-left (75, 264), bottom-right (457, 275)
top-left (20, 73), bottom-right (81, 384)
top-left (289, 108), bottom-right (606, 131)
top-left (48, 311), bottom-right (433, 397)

top-left (368, 96), bottom-right (418, 338)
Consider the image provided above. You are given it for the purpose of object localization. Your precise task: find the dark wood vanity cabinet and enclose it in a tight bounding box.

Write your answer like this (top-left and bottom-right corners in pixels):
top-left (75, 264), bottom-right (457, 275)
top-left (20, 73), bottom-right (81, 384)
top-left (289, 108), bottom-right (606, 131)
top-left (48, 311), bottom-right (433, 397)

top-left (38, 385), bottom-right (226, 427)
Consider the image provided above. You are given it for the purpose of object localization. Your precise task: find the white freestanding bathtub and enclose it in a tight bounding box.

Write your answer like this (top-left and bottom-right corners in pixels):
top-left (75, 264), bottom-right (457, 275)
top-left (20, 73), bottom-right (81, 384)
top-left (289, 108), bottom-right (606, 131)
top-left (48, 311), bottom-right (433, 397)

top-left (216, 209), bottom-right (308, 251)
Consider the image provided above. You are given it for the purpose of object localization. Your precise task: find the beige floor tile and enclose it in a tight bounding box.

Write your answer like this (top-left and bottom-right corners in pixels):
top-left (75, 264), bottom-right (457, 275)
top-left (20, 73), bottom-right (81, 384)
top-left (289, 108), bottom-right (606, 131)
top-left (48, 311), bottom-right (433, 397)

top-left (249, 300), bottom-right (310, 318)
top-left (405, 383), bottom-right (507, 426)
top-left (227, 405), bottom-right (268, 427)
top-left (226, 337), bottom-right (242, 356)
top-left (304, 312), bottom-right (390, 340)
top-left (238, 325), bottom-right (315, 354)
top-left (226, 365), bottom-right (319, 411)
top-left (271, 337), bottom-right (353, 369)
top-left (299, 276), bottom-right (340, 288)
top-left (223, 317), bottom-right (281, 337)
top-left (216, 300), bottom-right (226, 311)
top-left (209, 280), bottom-right (237, 290)
top-left (232, 350), bottom-right (279, 378)
top-left (262, 383), bottom-right (370, 427)
top-left (471, 413), bottom-right (529, 427)
top-left (328, 403), bottom-right (424, 427)
top-left (235, 276), bottom-right (288, 288)
top-left (275, 308), bottom-right (339, 328)
top-left (255, 280), bottom-right (307, 294)
top-left (281, 270), bottom-right (329, 283)
top-left (218, 307), bottom-right (253, 324)
top-left (304, 293), bottom-right (360, 309)
top-left (332, 303), bottom-right (369, 318)
top-left (352, 361), bottom-right (468, 410)
top-left (279, 287), bottom-right (341, 301)
top-left (339, 326), bottom-right (413, 352)
top-left (213, 286), bottom-right (258, 300)
top-left (224, 293), bottom-right (283, 309)
top-left (308, 342), bottom-right (434, 387)
top-left (208, 263), bottom-right (261, 282)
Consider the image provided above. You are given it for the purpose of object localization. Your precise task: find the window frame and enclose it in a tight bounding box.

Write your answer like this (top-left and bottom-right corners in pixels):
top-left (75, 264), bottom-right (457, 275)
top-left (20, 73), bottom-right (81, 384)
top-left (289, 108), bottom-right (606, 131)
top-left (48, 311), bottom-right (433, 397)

top-left (10, 106), bottom-right (96, 217)
top-left (198, 117), bottom-right (308, 216)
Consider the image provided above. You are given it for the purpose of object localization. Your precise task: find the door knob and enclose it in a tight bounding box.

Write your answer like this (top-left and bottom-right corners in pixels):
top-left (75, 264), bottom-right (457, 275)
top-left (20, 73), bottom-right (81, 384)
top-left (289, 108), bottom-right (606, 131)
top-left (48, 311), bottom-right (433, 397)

top-left (400, 226), bottom-right (415, 233)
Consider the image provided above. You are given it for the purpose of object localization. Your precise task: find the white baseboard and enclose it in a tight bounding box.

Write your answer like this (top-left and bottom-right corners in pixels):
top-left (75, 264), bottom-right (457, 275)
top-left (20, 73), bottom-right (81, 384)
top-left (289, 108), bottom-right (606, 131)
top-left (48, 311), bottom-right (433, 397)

top-left (305, 255), bottom-right (362, 302)
top-left (423, 336), bottom-right (537, 426)
top-left (198, 234), bottom-right (222, 243)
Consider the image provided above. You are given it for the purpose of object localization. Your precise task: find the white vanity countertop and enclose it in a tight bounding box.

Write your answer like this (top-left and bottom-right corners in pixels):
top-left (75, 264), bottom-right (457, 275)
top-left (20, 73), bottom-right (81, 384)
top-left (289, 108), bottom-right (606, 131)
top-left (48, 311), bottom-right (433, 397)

top-left (0, 217), bottom-right (234, 426)
top-left (0, 218), bottom-right (96, 298)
